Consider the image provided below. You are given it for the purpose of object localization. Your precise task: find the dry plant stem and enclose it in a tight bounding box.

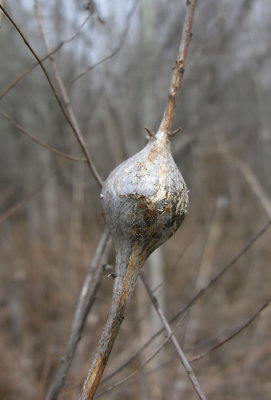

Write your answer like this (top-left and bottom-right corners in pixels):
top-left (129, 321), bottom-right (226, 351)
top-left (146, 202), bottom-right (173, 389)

top-left (80, 246), bottom-right (150, 400)
top-left (190, 295), bottom-right (271, 362)
top-left (46, 228), bottom-right (110, 400)
top-left (159, 0), bottom-right (197, 135)
top-left (0, 108), bottom-right (86, 162)
top-left (0, 4), bottom-right (103, 188)
top-left (0, 14), bottom-right (90, 100)
top-left (140, 271), bottom-right (207, 400)
top-left (102, 218), bottom-right (271, 384)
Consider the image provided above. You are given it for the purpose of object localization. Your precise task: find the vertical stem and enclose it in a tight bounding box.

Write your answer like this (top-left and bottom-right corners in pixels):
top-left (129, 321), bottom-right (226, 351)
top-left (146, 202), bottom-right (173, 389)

top-left (159, 0), bottom-right (197, 136)
top-left (80, 246), bottom-right (148, 400)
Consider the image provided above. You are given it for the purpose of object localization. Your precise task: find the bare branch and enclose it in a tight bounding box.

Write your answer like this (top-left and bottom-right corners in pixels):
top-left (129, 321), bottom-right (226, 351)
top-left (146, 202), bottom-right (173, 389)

top-left (190, 295), bottom-right (271, 362)
top-left (0, 4), bottom-right (103, 187)
top-left (219, 143), bottom-right (271, 218)
top-left (159, 0), bottom-right (197, 136)
top-left (0, 14), bottom-right (90, 100)
top-left (0, 108), bottom-right (86, 162)
top-left (101, 219), bottom-right (271, 384)
top-left (0, 167), bottom-right (60, 225)
top-left (140, 271), bottom-right (207, 400)
top-left (67, 1), bottom-right (138, 90)
top-left (45, 229), bottom-right (111, 400)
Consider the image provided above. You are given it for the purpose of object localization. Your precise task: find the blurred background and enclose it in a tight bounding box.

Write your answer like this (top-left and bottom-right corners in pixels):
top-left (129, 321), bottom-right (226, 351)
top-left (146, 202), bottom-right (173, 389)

top-left (0, 0), bottom-right (271, 399)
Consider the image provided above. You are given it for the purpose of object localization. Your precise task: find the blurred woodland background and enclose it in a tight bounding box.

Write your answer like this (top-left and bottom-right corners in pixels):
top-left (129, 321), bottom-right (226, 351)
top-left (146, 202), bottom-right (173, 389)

top-left (0, 0), bottom-right (271, 399)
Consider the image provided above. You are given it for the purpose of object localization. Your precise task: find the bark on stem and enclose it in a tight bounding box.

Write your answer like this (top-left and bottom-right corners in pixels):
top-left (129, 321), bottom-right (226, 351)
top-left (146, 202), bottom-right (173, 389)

top-left (80, 246), bottom-right (149, 400)
top-left (159, 0), bottom-right (197, 136)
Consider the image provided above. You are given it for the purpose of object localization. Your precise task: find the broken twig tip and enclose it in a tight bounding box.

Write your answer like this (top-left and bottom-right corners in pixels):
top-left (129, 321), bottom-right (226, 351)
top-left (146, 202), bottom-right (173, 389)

top-left (169, 127), bottom-right (182, 138)
top-left (144, 126), bottom-right (156, 139)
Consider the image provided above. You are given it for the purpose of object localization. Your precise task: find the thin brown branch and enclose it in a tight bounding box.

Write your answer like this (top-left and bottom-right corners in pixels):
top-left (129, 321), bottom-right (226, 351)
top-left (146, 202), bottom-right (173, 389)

top-left (0, 4), bottom-right (103, 187)
top-left (45, 229), bottom-right (111, 400)
top-left (0, 14), bottom-right (90, 101)
top-left (0, 108), bottom-right (86, 162)
top-left (140, 271), bottom-right (207, 400)
top-left (159, 0), bottom-right (197, 136)
top-left (144, 126), bottom-right (156, 139)
top-left (0, 42), bottom-right (62, 101)
top-left (0, 168), bottom-right (60, 225)
top-left (219, 143), bottom-right (271, 218)
top-left (96, 331), bottom-right (172, 398)
top-left (101, 219), bottom-right (271, 384)
top-left (190, 295), bottom-right (271, 362)
top-left (67, 1), bottom-right (137, 90)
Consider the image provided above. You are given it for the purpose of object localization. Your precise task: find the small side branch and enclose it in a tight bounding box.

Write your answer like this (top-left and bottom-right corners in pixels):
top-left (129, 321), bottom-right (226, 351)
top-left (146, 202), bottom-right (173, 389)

top-left (191, 295), bottom-right (271, 362)
top-left (0, 108), bottom-right (86, 162)
top-left (140, 271), bottom-right (207, 400)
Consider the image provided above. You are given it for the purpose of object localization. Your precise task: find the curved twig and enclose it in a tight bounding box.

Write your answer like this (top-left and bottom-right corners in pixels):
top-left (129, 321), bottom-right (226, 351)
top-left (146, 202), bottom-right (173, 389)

top-left (190, 295), bottom-right (271, 362)
top-left (0, 108), bottom-right (86, 162)
top-left (0, 4), bottom-right (103, 187)
top-left (0, 13), bottom-right (90, 100)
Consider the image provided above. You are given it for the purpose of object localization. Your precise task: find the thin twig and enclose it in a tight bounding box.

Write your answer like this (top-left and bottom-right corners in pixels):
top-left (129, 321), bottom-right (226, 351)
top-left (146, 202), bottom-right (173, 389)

top-left (67, 1), bottom-right (137, 90)
top-left (0, 4), bottom-right (103, 187)
top-left (0, 108), bottom-right (86, 162)
top-left (190, 295), bottom-right (271, 362)
top-left (219, 143), bottom-right (271, 218)
top-left (96, 331), bottom-right (174, 398)
top-left (140, 271), bottom-right (207, 400)
top-left (0, 168), bottom-right (60, 225)
top-left (45, 229), bottom-right (111, 400)
top-left (159, 0), bottom-right (197, 136)
top-left (0, 13), bottom-right (90, 100)
top-left (101, 219), bottom-right (271, 384)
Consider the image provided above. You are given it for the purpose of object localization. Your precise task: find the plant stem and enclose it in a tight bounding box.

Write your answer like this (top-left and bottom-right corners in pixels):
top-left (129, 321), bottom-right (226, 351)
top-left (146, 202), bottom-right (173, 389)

top-left (140, 271), bottom-right (207, 400)
top-left (80, 246), bottom-right (149, 400)
top-left (159, 0), bottom-right (197, 136)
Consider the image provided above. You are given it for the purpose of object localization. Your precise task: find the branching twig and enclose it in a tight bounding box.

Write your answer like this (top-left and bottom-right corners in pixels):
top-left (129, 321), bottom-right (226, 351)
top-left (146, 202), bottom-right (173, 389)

top-left (45, 229), bottom-right (111, 400)
top-left (140, 271), bottom-right (207, 400)
top-left (190, 295), bottom-right (271, 362)
top-left (0, 4), bottom-right (103, 187)
top-left (159, 0), bottom-right (197, 136)
top-left (0, 108), bottom-right (86, 162)
top-left (101, 219), bottom-right (271, 384)
top-left (67, 1), bottom-right (137, 90)
top-left (0, 13), bottom-right (90, 100)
